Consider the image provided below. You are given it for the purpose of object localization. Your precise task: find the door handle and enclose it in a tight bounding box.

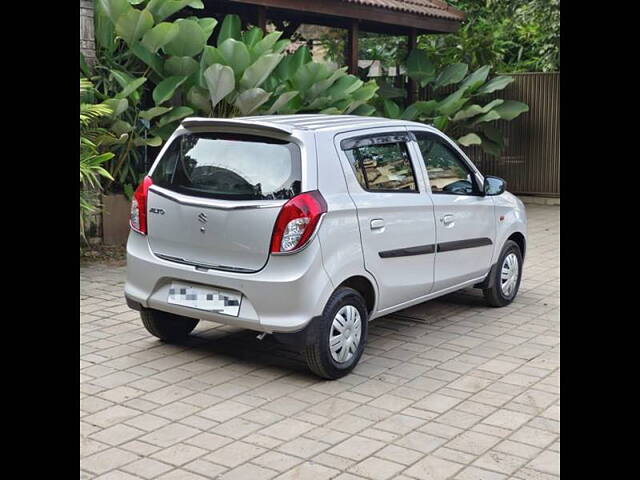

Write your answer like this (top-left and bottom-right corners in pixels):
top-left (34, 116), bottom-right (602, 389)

top-left (370, 218), bottom-right (385, 230)
top-left (440, 214), bottom-right (455, 226)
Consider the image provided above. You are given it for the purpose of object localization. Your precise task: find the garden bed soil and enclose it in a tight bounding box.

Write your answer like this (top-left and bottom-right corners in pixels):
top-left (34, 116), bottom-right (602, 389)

top-left (80, 244), bottom-right (126, 266)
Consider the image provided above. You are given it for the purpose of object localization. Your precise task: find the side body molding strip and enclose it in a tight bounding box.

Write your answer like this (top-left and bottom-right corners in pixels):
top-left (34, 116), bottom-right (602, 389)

top-left (378, 237), bottom-right (492, 258)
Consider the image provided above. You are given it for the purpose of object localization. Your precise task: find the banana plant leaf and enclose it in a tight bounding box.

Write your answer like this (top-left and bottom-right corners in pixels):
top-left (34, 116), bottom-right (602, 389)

top-left (451, 99), bottom-right (504, 122)
top-left (383, 99), bottom-right (401, 119)
top-left (326, 76), bottom-right (363, 102)
top-left (251, 31), bottom-right (283, 60)
top-left (147, 0), bottom-right (203, 23)
top-left (309, 68), bottom-right (347, 99)
top-left (459, 66), bottom-right (491, 94)
top-left (352, 104), bottom-right (377, 116)
top-left (217, 13), bottom-right (241, 45)
top-left (275, 46), bottom-right (311, 80)
top-left (219, 39), bottom-right (251, 78)
top-left (139, 106), bottom-right (173, 120)
top-left (115, 7), bottom-right (153, 45)
top-left (164, 19), bottom-right (206, 57)
top-left (141, 22), bottom-right (179, 53)
top-left (406, 49), bottom-right (436, 87)
top-left (400, 100), bottom-right (437, 120)
top-left (434, 63), bottom-right (468, 90)
top-left (239, 53), bottom-right (283, 90)
top-left (242, 27), bottom-right (263, 49)
top-left (235, 88), bottom-right (271, 115)
top-left (115, 77), bottom-right (146, 99)
top-left (476, 75), bottom-right (514, 95)
top-left (436, 87), bottom-right (468, 116)
top-left (492, 100), bottom-right (529, 120)
top-left (131, 43), bottom-right (165, 77)
top-left (157, 106), bottom-right (194, 127)
top-left (186, 86), bottom-right (211, 114)
top-left (266, 91), bottom-right (299, 115)
top-left (457, 133), bottom-right (482, 146)
top-left (203, 64), bottom-right (235, 110)
top-left (165, 56), bottom-right (199, 77)
top-left (152, 75), bottom-right (188, 105)
top-left (97, 0), bottom-right (130, 24)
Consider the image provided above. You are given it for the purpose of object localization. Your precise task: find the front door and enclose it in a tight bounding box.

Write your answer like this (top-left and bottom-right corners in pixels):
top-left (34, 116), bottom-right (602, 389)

top-left (335, 128), bottom-right (437, 311)
top-left (410, 130), bottom-right (496, 291)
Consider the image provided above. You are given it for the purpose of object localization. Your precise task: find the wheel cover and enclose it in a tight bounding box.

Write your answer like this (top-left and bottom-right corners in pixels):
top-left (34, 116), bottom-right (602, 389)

top-left (500, 252), bottom-right (520, 297)
top-left (329, 305), bottom-right (362, 363)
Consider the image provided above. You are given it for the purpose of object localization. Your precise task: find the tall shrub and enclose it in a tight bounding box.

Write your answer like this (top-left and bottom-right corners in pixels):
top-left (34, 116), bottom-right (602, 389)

top-left (377, 49), bottom-right (529, 156)
top-left (80, 78), bottom-right (115, 239)
top-left (90, 0), bottom-right (379, 196)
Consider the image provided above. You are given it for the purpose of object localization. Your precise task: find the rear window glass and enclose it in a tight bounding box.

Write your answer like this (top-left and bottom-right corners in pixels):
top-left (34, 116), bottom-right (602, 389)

top-left (344, 142), bottom-right (418, 192)
top-left (151, 133), bottom-right (301, 200)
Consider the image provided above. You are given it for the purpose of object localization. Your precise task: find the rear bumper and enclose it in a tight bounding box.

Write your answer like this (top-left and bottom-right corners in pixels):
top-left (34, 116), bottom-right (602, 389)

top-left (125, 295), bottom-right (143, 311)
top-left (124, 231), bottom-right (334, 333)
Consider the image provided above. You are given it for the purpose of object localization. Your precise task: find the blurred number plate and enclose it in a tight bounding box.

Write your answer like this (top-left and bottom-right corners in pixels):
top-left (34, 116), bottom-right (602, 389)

top-left (167, 283), bottom-right (241, 316)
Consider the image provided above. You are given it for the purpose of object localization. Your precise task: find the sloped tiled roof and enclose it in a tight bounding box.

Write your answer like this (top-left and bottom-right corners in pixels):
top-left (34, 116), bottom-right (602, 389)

top-left (340, 0), bottom-right (465, 21)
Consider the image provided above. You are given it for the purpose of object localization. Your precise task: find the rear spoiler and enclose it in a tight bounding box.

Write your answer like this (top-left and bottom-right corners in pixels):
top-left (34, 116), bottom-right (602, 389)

top-left (181, 117), bottom-right (294, 136)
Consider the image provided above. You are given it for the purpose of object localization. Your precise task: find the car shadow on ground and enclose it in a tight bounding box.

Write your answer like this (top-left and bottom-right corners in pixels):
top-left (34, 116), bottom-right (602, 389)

top-left (156, 288), bottom-right (489, 378)
top-left (172, 325), bottom-right (312, 376)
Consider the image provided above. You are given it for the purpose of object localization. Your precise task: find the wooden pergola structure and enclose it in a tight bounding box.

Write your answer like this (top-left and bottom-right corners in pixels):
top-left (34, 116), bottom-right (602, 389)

top-left (201, 0), bottom-right (465, 102)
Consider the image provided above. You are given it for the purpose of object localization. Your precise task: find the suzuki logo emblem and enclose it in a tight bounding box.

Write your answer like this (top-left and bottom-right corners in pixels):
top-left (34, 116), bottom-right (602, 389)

top-left (197, 212), bottom-right (207, 224)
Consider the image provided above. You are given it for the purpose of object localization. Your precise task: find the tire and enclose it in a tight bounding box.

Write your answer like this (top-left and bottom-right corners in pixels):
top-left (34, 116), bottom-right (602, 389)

top-left (304, 287), bottom-right (368, 380)
top-left (141, 309), bottom-right (199, 342)
top-left (483, 239), bottom-right (523, 307)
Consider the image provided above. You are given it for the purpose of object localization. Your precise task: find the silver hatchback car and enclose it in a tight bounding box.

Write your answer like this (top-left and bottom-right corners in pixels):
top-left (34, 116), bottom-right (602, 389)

top-left (125, 115), bottom-right (527, 379)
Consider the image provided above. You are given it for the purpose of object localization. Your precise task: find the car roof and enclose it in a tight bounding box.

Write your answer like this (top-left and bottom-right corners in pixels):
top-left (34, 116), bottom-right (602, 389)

top-left (181, 114), bottom-right (437, 136)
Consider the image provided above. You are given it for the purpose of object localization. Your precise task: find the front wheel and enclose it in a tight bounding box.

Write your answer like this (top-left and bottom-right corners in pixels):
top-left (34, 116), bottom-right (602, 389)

top-left (141, 309), bottom-right (199, 342)
top-left (483, 240), bottom-right (523, 307)
top-left (304, 287), bottom-right (368, 380)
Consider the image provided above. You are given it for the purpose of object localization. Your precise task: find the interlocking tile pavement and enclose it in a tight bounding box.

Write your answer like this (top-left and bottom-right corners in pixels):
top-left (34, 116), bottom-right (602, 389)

top-left (81, 204), bottom-right (559, 479)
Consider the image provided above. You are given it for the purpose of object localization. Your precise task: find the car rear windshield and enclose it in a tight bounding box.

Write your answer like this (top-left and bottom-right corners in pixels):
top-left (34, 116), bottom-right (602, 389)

top-left (151, 132), bottom-right (302, 200)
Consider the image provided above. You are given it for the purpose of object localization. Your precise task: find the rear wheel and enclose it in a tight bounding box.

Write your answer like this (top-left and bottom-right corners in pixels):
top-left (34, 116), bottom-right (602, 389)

top-left (141, 309), bottom-right (199, 342)
top-left (304, 287), bottom-right (368, 380)
top-left (483, 240), bottom-right (523, 307)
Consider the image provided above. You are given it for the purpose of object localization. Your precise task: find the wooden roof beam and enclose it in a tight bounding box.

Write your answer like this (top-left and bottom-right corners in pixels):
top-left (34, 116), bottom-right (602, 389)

top-left (227, 0), bottom-right (461, 34)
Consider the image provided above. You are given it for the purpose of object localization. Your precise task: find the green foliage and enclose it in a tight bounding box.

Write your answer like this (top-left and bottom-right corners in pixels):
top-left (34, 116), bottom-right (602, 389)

top-left (89, 0), bottom-right (212, 198)
top-left (418, 0), bottom-right (560, 73)
top-left (80, 78), bottom-right (115, 240)
top-left (90, 1), bottom-right (380, 199)
top-left (377, 49), bottom-right (529, 156)
top-left (95, 1), bottom-right (378, 121)
top-left (318, 1), bottom-right (559, 75)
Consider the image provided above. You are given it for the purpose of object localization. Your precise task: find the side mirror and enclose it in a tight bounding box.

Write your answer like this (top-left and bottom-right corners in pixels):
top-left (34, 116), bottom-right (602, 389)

top-left (483, 176), bottom-right (507, 196)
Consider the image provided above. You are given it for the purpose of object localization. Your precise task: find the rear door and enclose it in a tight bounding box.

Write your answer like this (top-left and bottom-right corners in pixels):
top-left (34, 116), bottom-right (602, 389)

top-left (335, 128), bottom-right (437, 311)
top-left (146, 130), bottom-right (304, 273)
top-left (410, 129), bottom-right (496, 291)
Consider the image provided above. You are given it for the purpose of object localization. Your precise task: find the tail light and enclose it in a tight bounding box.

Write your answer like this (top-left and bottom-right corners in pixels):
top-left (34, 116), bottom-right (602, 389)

top-left (130, 176), bottom-right (153, 235)
top-left (270, 191), bottom-right (327, 253)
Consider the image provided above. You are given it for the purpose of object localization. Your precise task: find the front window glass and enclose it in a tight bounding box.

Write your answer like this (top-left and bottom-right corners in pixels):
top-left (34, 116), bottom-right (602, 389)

top-left (151, 133), bottom-right (301, 200)
top-left (414, 133), bottom-right (479, 195)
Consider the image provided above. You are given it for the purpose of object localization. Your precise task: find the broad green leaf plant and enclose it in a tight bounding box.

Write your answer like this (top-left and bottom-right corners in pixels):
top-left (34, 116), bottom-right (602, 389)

top-left (378, 49), bottom-right (529, 156)
top-left (90, 1), bottom-right (379, 198)
top-left (95, 1), bottom-right (378, 120)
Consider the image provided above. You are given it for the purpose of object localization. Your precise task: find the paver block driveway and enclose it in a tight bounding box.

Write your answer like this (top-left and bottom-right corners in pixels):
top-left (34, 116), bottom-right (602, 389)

top-left (81, 204), bottom-right (559, 480)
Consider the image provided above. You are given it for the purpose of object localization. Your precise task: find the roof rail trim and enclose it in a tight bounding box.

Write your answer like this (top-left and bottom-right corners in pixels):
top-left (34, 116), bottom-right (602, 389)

top-left (181, 117), bottom-right (294, 135)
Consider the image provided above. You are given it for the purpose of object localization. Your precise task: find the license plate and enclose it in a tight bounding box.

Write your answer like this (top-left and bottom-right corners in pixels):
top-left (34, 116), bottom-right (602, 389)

top-left (167, 283), bottom-right (242, 316)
